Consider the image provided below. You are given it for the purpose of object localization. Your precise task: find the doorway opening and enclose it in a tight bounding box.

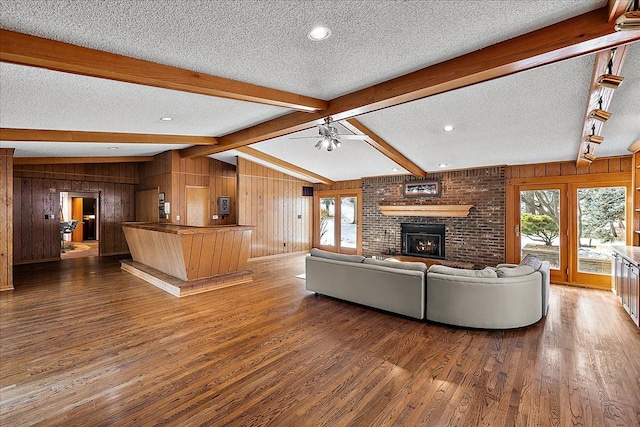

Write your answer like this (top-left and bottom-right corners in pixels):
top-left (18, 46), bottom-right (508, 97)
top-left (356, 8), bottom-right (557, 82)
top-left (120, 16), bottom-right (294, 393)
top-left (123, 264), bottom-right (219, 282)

top-left (60, 191), bottom-right (99, 259)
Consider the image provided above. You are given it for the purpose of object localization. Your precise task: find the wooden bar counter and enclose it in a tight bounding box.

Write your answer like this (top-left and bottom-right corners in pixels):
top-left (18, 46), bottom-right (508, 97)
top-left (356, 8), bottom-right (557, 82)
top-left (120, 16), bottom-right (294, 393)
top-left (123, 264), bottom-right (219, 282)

top-left (121, 222), bottom-right (254, 297)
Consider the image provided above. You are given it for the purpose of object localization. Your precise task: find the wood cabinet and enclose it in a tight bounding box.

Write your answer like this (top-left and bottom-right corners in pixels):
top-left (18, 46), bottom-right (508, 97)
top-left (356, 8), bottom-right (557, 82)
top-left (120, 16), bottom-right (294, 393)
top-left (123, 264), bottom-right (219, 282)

top-left (611, 247), bottom-right (640, 327)
top-left (632, 148), bottom-right (640, 246)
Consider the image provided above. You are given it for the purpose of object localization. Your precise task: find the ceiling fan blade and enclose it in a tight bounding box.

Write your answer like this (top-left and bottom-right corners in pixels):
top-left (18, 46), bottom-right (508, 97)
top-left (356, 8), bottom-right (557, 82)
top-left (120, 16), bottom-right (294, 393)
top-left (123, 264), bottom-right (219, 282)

top-left (336, 134), bottom-right (369, 140)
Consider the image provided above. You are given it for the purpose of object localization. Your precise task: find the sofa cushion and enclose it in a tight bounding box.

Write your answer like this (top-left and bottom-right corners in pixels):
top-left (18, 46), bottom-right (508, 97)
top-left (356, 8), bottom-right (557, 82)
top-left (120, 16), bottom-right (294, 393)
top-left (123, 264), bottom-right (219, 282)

top-left (428, 265), bottom-right (498, 278)
top-left (310, 248), bottom-right (365, 263)
top-left (363, 258), bottom-right (427, 273)
top-left (519, 254), bottom-right (543, 270)
top-left (496, 265), bottom-right (535, 277)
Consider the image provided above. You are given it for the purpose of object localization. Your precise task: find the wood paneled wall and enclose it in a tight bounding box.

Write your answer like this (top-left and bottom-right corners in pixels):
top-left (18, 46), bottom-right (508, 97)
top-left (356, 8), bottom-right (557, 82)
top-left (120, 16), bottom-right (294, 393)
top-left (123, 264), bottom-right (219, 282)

top-left (237, 158), bottom-right (312, 258)
top-left (13, 163), bottom-right (138, 264)
top-left (138, 151), bottom-right (237, 226)
top-left (506, 156), bottom-right (632, 180)
top-left (313, 179), bottom-right (362, 192)
top-left (0, 149), bottom-right (13, 290)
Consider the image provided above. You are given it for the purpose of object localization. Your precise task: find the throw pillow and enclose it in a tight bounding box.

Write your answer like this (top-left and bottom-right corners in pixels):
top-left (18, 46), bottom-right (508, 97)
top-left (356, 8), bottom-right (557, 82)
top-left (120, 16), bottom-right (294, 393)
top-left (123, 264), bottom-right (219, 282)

top-left (363, 258), bottom-right (427, 273)
top-left (519, 254), bottom-right (542, 271)
top-left (496, 265), bottom-right (535, 277)
top-left (428, 265), bottom-right (498, 278)
top-left (310, 248), bottom-right (366, 263)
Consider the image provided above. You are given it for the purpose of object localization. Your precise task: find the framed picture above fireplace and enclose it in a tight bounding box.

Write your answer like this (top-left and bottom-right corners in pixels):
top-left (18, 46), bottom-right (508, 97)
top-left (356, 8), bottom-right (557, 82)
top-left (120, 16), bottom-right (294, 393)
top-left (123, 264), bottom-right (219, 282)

top-left (403, 179), bottom-right (441, 198)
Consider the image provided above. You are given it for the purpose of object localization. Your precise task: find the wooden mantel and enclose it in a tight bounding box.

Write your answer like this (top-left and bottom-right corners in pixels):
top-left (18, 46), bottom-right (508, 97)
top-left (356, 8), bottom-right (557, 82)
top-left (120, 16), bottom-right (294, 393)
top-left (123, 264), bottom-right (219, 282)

top-left (379, 205), bottom-right (473, 217)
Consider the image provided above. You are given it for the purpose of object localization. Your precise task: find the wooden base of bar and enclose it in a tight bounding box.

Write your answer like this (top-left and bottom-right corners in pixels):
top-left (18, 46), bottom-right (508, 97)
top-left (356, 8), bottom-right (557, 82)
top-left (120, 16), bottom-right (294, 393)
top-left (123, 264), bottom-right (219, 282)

top-left (121, 259), bottom-right (252, 297)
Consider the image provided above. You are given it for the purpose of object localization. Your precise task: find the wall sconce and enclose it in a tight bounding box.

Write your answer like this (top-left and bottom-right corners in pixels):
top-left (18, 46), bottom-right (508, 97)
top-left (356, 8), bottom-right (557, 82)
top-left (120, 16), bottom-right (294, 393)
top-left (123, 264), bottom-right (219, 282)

top-left (589, 97), bottom-right (611, 122)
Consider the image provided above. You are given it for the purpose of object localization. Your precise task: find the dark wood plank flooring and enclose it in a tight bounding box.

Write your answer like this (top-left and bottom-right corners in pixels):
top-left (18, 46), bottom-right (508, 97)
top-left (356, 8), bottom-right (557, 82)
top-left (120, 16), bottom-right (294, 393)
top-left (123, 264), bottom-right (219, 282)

top-left (1, 254), bottom-right (639, 426)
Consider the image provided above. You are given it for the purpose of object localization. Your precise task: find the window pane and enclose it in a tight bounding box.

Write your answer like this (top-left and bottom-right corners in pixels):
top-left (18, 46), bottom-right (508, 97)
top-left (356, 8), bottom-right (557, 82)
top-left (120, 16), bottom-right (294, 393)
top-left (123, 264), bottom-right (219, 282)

top-left (340, 197), bottom-right (357, 249)
top-left (520, 189), bottom-right (560, 269)
top-left (577, 187), bottom-right (626, 274)
top-left (319, 197), bottom-right (335, 246)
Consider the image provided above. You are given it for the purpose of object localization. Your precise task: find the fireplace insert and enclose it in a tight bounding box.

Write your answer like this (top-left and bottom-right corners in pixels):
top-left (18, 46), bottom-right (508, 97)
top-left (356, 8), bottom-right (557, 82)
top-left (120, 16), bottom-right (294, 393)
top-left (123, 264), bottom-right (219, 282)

top-left (401, 223), bottom-right (445, 259)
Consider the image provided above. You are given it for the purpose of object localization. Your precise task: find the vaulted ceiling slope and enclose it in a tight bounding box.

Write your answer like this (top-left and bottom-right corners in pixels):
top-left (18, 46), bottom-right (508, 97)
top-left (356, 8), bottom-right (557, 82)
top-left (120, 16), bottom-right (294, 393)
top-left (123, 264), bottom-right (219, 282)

top-left (0, 0), bottom-right (638, 182)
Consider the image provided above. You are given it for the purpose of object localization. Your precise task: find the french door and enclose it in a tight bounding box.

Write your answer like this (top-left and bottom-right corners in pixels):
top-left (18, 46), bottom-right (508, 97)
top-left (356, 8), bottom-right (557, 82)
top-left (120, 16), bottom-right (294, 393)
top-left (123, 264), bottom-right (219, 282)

top-left (512, 177), bottom-right (630, 289)
top-left (314, 189), bottom-right (362, 255)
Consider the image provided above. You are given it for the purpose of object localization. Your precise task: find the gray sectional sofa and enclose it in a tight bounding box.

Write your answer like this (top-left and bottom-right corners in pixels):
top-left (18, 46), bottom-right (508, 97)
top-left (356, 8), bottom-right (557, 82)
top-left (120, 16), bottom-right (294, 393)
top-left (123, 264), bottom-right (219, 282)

top-left (305, 249), bottom-right (427, 319)
top-left (305, 249), bottom-right (550, 328)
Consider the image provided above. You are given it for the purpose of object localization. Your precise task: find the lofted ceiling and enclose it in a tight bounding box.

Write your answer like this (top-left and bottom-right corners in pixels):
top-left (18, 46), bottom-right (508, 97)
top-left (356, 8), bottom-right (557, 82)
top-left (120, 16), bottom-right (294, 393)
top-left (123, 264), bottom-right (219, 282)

top-left (0, 0), bottom-right (639, 182)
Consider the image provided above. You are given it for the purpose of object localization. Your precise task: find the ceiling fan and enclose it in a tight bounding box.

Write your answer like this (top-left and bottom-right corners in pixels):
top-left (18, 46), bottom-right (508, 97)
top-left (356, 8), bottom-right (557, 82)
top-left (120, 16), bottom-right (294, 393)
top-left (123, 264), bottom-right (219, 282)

top-left (290, 117), bottom-right (368, 151)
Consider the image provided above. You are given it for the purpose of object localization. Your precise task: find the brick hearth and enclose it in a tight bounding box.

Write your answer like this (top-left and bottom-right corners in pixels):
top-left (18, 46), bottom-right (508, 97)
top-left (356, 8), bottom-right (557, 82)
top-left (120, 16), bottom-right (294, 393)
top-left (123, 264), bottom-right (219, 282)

top-left (362, 167), bottom-right (505, 268)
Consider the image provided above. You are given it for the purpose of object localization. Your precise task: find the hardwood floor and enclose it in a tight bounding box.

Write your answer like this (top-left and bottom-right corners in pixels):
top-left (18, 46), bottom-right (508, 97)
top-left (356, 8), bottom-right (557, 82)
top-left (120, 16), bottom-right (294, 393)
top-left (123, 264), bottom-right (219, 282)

top-left (1, 254), bottom-right (639, 426)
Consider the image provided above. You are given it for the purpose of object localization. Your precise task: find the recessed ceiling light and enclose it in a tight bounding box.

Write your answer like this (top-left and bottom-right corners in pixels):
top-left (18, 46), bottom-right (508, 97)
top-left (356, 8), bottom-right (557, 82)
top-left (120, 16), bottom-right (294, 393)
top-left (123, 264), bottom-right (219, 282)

top-left (308, 26), bottom-right (332, 41)
top-left (160, 117), bottom-right (173, 121)
top-left (438, 163), bottom-right (448, 168)
top-left (108, 147), bottom-right (119, 150)
top-left (443, 125), bottom-right (454, 132)
top-left (391, 168), bottom-right (399, 172)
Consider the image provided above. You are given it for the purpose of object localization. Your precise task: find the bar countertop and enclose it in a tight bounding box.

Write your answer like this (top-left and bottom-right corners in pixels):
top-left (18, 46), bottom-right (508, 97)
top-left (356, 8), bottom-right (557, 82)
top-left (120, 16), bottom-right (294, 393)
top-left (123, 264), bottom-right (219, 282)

top-left (121, 222), bottom-right (254, 235)
top-left (612, 246), bottom-right (640, 265)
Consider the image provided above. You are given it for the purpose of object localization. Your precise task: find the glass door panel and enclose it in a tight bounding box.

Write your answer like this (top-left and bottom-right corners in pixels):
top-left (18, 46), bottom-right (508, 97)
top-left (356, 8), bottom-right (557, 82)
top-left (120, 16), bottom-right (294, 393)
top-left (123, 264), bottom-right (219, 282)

top-left (319, 197), bottom-right (335, 247)
top-left (520, 189), bottom-right (561, 270)
top-left (576, 186), bottom-right (626, 275)
top-left (340, 197), bottom-right (357, 249)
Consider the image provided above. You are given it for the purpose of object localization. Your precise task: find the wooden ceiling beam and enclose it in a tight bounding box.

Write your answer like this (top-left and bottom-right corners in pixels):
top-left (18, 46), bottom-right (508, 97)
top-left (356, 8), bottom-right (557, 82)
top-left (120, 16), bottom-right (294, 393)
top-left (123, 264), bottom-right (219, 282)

top-left (576, 44), bottom-right (629, 166)
top-left (0, 128), bottom-right (218, 145)
top-left (180, 6), bottom-right (640, 159)
top-left (341, 119), bottom-right (426, 178)
top-left (0, 128), bottom-right (217, 145)
top-left (608, 0), bottom-right (632, 22)
top-left (13, 156), bottom-right (153, 165)
top-left (236, 147), bottom-right (335, 185)
top-left (0, 29), bottom-right (328, 113)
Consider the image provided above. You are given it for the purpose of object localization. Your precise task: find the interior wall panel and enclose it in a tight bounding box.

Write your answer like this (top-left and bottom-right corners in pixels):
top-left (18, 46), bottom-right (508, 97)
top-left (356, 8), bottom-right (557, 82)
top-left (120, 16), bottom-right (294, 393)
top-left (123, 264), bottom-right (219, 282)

top-left (237, 158), bottom-right (312, 258)
top-left (0, 149), bottom-right (14, 290)
top-left (12, 163), bottom-right (138, 264)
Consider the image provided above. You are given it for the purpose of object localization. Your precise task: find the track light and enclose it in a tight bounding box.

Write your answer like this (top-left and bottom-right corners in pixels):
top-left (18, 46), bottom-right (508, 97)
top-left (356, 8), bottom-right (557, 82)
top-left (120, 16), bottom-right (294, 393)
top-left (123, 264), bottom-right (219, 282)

top-left (589, 97), bottom-right (611, 122)
top-left (615, 0), bottom-right (640, 31)
top-left (589, 109), bottom-right (612, 122)
top-left (597, 49), bottom-right (624, 89)
top-left (581, 153), bottom-right (596, 163)
top-left (585, 134), bottom-right (604, 145)
top-left (598, 74), bottom-right (624, 89)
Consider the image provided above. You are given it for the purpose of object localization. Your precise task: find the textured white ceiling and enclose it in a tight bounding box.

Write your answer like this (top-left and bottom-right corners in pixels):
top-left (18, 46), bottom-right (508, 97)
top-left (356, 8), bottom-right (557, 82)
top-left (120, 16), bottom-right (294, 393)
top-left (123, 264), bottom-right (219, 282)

top-left (0, 63), bottom-right (289, 135)
top-left (0, 0), bottom-right (606, 99)
top-left (1, 0), bottom-right (637, 182)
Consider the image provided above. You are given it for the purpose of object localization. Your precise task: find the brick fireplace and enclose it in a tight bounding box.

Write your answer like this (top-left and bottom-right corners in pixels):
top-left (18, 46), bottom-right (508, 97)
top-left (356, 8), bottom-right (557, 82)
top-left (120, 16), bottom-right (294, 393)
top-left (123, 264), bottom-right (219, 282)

top-left (362, 167), bottom-right (506, 268)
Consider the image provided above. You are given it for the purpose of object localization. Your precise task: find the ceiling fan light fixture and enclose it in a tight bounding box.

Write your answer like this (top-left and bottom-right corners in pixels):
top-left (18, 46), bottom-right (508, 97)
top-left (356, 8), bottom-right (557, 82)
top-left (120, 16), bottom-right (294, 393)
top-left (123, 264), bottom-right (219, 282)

top-left (589, 108), bottom-right (611, 122)
top-left (614, 10), bottom-right (640, 31)
top-left (308, 26), bottom-right (331, 41)
top-left (597, 74), bottom-right (624, 89)
top-left (585, 134), bottom-right (604, 145)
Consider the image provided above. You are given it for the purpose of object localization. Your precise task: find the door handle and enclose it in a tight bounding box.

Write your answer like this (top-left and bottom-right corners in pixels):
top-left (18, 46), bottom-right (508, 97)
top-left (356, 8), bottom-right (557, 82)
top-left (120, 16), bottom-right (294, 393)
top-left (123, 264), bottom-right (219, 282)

top-left (515, 225), bottom-right (520, 237)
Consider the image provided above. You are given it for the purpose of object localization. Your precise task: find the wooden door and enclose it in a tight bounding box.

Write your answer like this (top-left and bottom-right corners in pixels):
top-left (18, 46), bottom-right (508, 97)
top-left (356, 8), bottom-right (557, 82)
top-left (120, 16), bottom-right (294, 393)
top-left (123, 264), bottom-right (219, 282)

top-left (71, 197), bottom-right (83, 242)
top-left (186, 186), bottom-right (209, 227)
top-left (314, 189), bottom-right (362, 255)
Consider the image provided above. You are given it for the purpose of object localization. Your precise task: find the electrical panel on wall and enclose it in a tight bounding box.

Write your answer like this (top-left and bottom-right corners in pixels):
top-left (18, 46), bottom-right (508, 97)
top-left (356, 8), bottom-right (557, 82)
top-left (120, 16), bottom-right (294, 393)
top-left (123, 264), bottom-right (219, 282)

top-left (218, 196), bottom-right (231, 215)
